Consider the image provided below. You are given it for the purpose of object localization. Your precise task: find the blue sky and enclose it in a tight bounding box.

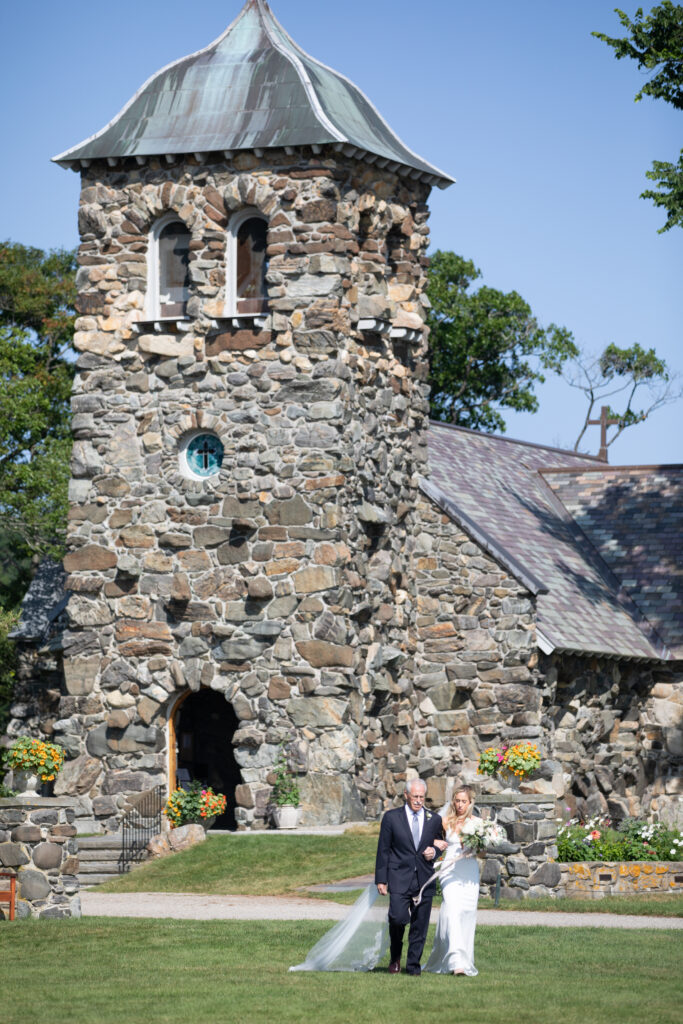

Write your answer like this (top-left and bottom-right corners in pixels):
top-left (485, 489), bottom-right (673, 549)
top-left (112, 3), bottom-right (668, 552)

top-left (2, 0), bottom-right (681, 464)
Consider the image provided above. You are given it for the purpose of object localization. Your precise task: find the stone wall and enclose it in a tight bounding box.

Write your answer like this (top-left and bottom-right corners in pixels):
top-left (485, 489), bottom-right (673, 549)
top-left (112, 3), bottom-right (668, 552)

top-left (54, 147), bottom-right (433, 827)
top-left (477, 793), bottom-right (560, 898)
top-left (560, 860), bottom-right (683, 898)
top-left (543, 652), bottom-right (683, 825)
top-left (409, 495), bottom-right (565, 808)
top-left (0, 797), bottom-right (80, 918)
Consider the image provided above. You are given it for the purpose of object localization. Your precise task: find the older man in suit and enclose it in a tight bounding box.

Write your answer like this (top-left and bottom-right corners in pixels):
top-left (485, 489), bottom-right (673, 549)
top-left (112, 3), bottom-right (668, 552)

top-left (375, 778), bottom-right (443, 975)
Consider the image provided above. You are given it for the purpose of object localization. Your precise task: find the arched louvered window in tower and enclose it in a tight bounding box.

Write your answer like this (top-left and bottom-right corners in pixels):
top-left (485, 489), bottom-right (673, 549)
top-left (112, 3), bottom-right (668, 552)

top-left (157, 220), bottom-right (190, 317)
top-left (227, 211), bottom-right (268, 317)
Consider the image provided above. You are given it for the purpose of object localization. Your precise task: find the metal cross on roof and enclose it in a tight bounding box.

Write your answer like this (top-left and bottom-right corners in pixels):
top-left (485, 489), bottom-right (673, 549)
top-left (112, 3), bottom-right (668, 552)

top-left (587, 405), bottom-right (620, 462)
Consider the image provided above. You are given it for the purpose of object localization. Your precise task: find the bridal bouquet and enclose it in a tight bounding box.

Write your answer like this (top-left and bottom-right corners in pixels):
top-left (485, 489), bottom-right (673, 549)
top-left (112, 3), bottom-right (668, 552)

top-left (460, 817), bottom-right (506, 854)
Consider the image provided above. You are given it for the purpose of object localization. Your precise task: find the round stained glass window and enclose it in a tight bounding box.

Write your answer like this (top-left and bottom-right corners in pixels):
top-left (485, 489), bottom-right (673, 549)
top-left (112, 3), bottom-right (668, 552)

top-left (183, 433), bottom-right (224, 478)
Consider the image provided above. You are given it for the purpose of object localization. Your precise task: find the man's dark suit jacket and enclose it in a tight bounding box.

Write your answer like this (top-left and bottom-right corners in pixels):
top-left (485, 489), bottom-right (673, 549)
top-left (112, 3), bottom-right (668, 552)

top-left (374, 806), bottom-right (444, 894)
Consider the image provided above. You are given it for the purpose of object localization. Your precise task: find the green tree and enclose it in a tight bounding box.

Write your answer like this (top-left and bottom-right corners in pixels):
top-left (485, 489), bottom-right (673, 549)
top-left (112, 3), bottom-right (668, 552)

top-left (426, 250), bottom-right (576, 431)
top-left (0, 241), bottom-right (76, 603)
top-left (593, 2), bottom-right (683, 232)
top-left (565, 342), bottom-right (681, 452)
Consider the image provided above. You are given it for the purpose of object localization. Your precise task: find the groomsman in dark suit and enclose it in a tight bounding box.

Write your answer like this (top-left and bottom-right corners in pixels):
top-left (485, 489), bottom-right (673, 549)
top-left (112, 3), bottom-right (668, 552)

top-left (374, 778), bottom-right (443, 975)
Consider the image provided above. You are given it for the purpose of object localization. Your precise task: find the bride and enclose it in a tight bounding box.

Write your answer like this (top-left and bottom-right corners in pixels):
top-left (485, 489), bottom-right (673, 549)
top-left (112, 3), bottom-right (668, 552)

top-left (290, 784), bottom-right (484, 976)
top-left (423, 784), bottom-right (480, 976)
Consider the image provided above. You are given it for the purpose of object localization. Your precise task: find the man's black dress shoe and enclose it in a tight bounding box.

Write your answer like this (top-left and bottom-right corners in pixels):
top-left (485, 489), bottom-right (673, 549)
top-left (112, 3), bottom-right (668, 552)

top-left (406, 968), bottom-right (421, 976)
top-left (389, 961), bottom-right (401, 974)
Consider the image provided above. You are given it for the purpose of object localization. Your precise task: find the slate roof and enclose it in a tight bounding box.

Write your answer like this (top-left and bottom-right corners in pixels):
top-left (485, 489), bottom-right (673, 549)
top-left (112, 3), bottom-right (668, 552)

top-left (543, 466), bottom-right (683, 659)
top-left (426, 423), bottom-right (680, 662)
top-left (53, 0), bottom-right (453, 188)
top-left (10, 560), bottom-right (68, 643)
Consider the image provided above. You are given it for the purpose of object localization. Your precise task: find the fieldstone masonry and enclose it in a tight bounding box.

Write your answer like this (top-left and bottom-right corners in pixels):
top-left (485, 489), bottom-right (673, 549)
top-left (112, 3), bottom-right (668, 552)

top-left (477, 794), bottom-right (560, 899)
top-left (544, 653), bottom-right (683, 826)
top-left (54, 149), bottom-right (434, 828)
top-left (0, 797), bottom-right (80, 918)
top-left (2, 28), bottom-right (680, 846)
top-left (412, 495), bottom-right (562, 811)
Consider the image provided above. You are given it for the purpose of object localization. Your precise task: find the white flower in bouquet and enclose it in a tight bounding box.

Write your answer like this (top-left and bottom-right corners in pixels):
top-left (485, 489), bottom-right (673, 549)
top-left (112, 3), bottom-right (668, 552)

top-left (460, 817), bottom-right (506, 854)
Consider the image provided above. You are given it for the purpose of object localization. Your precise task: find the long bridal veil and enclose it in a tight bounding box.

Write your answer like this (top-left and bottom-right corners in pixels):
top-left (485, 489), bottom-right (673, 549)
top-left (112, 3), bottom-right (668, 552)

top-left (289, 884), bottom-right (390, 972)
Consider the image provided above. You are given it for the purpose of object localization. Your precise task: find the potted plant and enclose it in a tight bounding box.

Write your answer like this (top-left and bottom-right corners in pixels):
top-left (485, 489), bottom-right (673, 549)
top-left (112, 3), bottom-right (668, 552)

top-left (163, 780), bottom-right (227, 829)
top-left (477, 742), bottom-right (541, 788)
top-left (271, 747), bottom-right (300, 829)
top-left (2, 737), bottom-right (66, 797)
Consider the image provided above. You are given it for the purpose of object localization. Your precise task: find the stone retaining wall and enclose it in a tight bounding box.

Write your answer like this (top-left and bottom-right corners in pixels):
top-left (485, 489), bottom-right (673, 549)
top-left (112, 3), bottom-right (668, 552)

top-left (0, 797), bottom-right (81, 919)
top-left (560, 859), bottom-right (683, 898)
top-left (477, 793), bottom-right (560, 899)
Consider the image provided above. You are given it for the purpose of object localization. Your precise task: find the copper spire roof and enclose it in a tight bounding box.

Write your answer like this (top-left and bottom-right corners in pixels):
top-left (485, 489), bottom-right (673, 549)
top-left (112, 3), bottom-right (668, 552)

top-left (53, 0), bottom-right (453, 188)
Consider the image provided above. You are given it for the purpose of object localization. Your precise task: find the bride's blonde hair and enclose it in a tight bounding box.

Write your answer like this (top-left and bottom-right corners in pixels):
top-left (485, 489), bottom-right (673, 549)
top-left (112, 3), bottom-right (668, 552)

top-left (443, 785), bottom-right (475, 832)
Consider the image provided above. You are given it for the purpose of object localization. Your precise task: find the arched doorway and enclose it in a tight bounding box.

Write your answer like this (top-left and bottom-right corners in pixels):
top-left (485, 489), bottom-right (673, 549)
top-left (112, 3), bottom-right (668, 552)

top-left (169, 688), bottom-right (241, 830)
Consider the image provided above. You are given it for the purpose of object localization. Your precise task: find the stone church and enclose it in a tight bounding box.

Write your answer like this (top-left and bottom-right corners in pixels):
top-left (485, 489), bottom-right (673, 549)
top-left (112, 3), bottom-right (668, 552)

top-left (5, 0), bottom-right (682, 832)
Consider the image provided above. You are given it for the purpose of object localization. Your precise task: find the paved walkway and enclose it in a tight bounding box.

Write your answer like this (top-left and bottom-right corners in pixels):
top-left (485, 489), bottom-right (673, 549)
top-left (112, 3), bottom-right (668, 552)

top-left (81, 891), bottom-right (683, 930)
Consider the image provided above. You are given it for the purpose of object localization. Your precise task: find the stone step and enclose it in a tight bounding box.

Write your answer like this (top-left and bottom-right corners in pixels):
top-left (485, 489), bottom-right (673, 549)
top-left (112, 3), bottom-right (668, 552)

top-left (78, 835), bottom-right (124, 851)
top-left (79, 859), bottom-right (123, 873)
top-left (78, 847), bottom-right (126, 862)
top-left (76, 832), bottom-right (153, 886)
top-left (78, 856), bottom-right (124, 872)
top-left (79, 873), bottom-right (122, 886)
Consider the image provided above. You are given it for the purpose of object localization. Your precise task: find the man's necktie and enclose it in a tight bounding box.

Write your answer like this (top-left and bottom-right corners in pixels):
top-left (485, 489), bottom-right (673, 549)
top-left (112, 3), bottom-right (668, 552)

top-left (412, 812), bottom-right (420, 848)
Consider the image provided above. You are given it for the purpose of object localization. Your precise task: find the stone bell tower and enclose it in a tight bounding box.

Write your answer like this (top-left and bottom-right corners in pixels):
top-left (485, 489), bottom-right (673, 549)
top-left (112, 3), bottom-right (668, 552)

top-left (53, 0), bottom-right (453, 829)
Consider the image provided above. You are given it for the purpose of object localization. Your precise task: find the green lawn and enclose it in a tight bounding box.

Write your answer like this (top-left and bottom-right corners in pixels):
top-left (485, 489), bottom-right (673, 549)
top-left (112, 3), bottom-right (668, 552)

top-left (1, 918), bottom-right (680, 1024)
top-left (98, 832), bottom-right (379, 895)
top-left (97, 832), bottom-right (683, 918)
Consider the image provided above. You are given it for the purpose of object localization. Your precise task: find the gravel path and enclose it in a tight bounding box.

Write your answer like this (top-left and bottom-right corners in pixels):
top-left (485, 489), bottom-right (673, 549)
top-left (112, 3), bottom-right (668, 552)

top-left (81, 891), bottom-right (683, 929)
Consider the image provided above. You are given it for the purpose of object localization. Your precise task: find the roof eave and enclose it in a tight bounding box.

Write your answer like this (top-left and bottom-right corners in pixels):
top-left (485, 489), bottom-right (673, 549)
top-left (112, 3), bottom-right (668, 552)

top-left (539, 641), bottom-right (674, 664)
top-left (54, 142), bottom-right (453, 189)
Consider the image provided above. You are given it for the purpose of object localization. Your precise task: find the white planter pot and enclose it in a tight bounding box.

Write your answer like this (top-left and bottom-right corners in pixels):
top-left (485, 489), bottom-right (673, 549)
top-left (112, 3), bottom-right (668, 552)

top-left (273, 805), bottom-right (300, 829)
top-left (13, 770), bottom-right (41, 796)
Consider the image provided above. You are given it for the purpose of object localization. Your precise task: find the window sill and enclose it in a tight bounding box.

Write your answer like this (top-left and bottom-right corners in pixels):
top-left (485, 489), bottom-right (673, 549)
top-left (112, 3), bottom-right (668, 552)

top-left (213, 314), bottom-right (270, 330)
top-left (358, 317), bottom-right (392, 336)
top-left (390, 326), bottom-right (422, 343)
top-left (134, 317), bottom-right (191, 334)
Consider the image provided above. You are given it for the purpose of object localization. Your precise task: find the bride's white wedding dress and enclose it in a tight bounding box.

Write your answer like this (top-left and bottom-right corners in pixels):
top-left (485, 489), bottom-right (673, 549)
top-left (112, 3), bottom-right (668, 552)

top-left (423, 827), bottom-right (479, 976)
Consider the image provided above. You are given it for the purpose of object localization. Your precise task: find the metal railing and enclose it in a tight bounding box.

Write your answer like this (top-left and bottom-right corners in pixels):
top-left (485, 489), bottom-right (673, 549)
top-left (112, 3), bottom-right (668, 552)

top-left (118, 786), bottom-right (163, 874)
